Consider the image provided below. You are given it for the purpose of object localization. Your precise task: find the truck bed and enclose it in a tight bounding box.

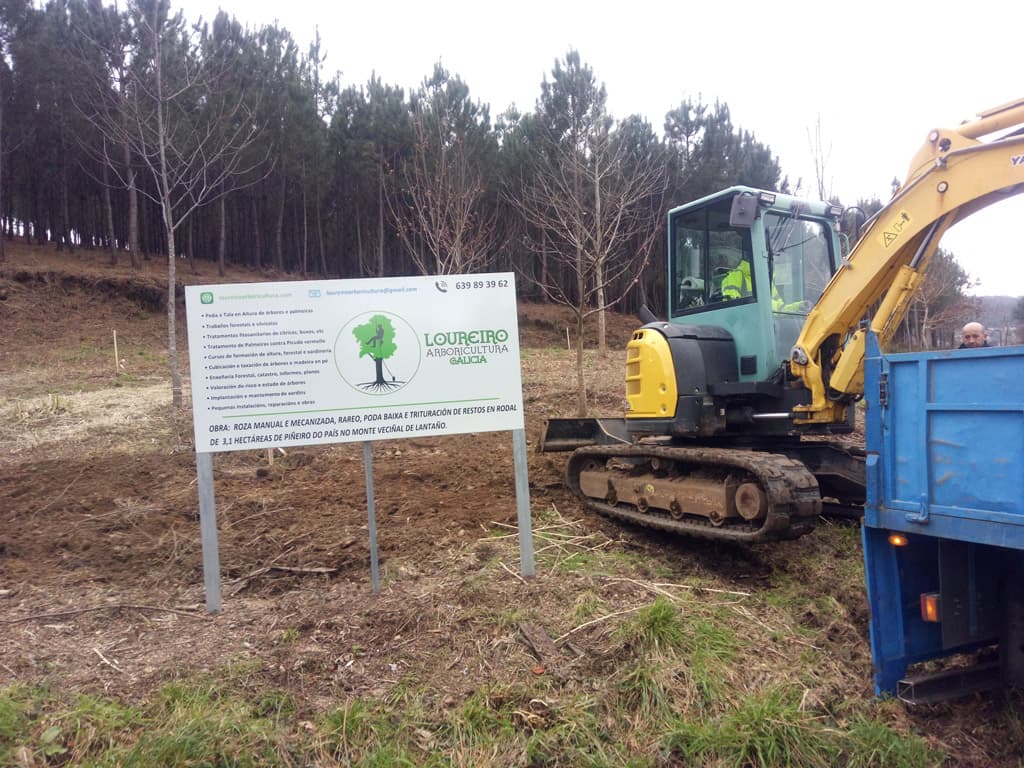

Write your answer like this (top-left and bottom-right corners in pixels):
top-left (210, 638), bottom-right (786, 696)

top-left (862, 334), bottom-right (1024, 701)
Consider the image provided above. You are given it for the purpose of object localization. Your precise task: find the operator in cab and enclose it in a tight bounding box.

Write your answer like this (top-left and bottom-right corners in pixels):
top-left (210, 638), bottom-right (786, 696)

top-left (721, 255), bottom-right (810, 312)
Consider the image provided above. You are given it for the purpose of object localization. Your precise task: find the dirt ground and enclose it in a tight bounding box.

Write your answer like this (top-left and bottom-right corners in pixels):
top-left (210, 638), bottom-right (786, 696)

top-left (0, 244), bottom-right (642, 698)
top-left (1, 243), bottom-right (1022, 766)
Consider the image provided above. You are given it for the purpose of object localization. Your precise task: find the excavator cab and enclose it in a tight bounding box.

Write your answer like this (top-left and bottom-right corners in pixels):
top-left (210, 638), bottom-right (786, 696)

top-left (623, 186), bottom-right (846, 441)
top-left (668, 186), bottom-right (842, 381)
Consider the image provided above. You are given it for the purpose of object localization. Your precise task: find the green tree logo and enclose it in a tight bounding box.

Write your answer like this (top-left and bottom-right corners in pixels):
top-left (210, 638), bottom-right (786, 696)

top-left (353, 314), bottom-right (402, 391)
top-left (335, 311), bottom-right (420, 395)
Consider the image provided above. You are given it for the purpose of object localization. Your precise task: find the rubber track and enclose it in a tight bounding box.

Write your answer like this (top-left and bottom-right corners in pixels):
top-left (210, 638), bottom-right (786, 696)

top-left (565, 444), bottom-right (823, 543)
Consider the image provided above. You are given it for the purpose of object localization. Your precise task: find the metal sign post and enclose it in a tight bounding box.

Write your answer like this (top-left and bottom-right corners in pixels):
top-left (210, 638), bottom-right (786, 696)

top-left (195, 451), bottom-right (222, 613)
top-left (363, 441), bottom-right (381, 593)
top-left (512, 429), bottom-right (535, 576)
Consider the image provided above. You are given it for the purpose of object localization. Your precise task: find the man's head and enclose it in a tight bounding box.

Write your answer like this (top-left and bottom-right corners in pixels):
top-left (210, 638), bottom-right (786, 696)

top-left (961, 322), bottom-right (987, 348)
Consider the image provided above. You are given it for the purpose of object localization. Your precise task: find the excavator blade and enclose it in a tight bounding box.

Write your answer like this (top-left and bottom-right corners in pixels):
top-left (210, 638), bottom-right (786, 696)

top-left (538, 417), bottom-right (632, 452)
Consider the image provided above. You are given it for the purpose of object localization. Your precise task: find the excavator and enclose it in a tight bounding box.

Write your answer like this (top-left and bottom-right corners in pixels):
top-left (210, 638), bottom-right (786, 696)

top-left (539, 97), bottom-right (1024, 543)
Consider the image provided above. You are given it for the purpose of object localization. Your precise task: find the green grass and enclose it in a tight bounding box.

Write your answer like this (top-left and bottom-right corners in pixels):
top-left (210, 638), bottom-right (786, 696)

top-left (664, 685), bottom-right (838, 767)
top-left (494, 605), bottom-right (528, 630)
top-left (618, 597), bottom-right (685, 654)
top-left (662, 686), bottom-right (941, 768)
top-left (0, 687), bottom-right (33, 766)
top-left (58, 344), bottom-right (109, 366)
top-left (841, 715), bottom-right (944, 767)
top-left (277, 626), bottom-right (299, 645)
top-left (572, 589), bottom-right (606, 622)
top-left (522, 693), bottom-right (642, 768)
top-left (616, 662), bottom-right (673, 721)
top-left (547, 550), bottom-right (597, 573)
top-left (0, 681), bottom-right (302, 767)
top-left (0, 674), bottom-right (947, 768)
top-left (319, 700), bottom-right (416, 766)
top-left (444, 690), bottom-right (516, 753)
top-left (681, 615), bottom-right (738, 706)
top-left (0, 517), bottom-right (956, 768)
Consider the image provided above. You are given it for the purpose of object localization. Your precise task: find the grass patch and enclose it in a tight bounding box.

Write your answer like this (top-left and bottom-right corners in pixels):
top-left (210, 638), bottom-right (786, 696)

top-left (664, 685), bottom-right (839, 767)
top-left (0, 681), bottom-right (301, 767)
top-left (0, 687), bottom-right (34, 766)
top-left (523, 693), bottom-right (642, 768)
top-left (618, 597), bottom-right (685, 654)
top-left (842, 715), bottom-right (943, 767)
top-left (616, 662), bottom-right (674, 722)
top-left (318, 700), bottom-right (414, 766)
top-left (681, 616), bottom-right (738, 706)
top-left (0, 653), bottom-right (948, 768)
top-left (116, 682), bottom-right (292, 766)
top-left (663, 686), bottom-right (943, 768)
top-left (572, 589), bottom-right (607, 622)
top-left (548, 549), bottom-right (597, 573)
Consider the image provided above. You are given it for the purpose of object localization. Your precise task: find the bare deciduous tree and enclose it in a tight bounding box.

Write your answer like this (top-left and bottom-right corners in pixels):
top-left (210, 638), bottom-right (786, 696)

top-left (905, 248), bottom-right (976, 349)
top-left (807, 113), bottom-right (832, 201)
top-left (68, 0), bottom-right (141, 267)
top-left (78, 0), bottom-right (268, 407)
top-left (389, 114), bottom-right (500, 275)
top-left (388, 66), bottom-right (500, 276)
top-left (512, 123), bottom-right (666, 415)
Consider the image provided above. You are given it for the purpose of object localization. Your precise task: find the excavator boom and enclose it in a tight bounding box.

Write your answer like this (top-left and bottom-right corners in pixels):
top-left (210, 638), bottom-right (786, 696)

top-left (790, 98), bottom-right (1024, 422)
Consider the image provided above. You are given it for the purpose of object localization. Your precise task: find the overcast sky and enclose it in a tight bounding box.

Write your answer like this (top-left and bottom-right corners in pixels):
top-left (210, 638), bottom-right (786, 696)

top-left (176, 0), bottom-right (1024, 297)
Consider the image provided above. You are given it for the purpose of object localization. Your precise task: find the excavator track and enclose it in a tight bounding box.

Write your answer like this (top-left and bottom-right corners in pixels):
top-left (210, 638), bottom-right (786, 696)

top-left (565, 444), bottom-right (822, 543)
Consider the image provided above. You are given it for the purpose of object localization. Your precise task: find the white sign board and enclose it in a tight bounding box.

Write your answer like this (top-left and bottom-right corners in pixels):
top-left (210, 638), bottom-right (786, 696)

top-left (185, 273), bottom-right (524, 453)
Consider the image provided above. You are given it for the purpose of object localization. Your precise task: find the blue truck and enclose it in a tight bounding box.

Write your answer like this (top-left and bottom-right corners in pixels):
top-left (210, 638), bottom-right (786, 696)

top-left (862, 332), bottom-right (1024, 703)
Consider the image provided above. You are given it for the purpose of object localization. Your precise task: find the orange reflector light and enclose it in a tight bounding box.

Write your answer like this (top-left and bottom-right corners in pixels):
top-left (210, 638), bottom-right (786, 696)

top-left (888, 533), bottom-right (909, 547)
top-left (920, 593), bottom-right (941, 623)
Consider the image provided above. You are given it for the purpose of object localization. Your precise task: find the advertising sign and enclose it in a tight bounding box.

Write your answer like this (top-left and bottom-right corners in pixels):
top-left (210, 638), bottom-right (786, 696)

top-left (185, 273), bottom-right (524, 453)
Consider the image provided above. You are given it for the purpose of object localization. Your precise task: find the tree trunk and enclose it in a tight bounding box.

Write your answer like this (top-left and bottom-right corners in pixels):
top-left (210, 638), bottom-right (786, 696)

top-left (2, 136), bottom-right (12, 244)
top-left (127, 168), bottom-right (140, 268)
top-left (218, 193), bottom-right (226, 277)
top-left (187, 215), bottom-right (196, 275)
top-left (274, 166), bottom-right (286, 270)
top-left (574, 147), bottom-right (588, 416)
top-left (0, 75), bottom-right (5, 263)
top-left (251, 195), bottom-right (262, 269)
top-left (59, 139), bottom-right (73, 253)
top-left (301, 182), bottom-right (308, 278)
top-left (575, 306), bottom-right (587, 417)
top-left (102, 164), bottom-right (117, 265)
top-left (31, 183), bottom-right (43, 244)
top-left (355, 199), bottom-right (365, 275)
top-left (593, 161), bottom-right (607, 352)
top-left (377, 152), bottom-right (385, 276)
top-left (165, 205), bottom-right (182, 407)
top-left (316, 187), bottom-right (327, 276)
top-left (541, 227), bottom-right (548, 296)
top-left (152, 7), bottom-right (182, 409)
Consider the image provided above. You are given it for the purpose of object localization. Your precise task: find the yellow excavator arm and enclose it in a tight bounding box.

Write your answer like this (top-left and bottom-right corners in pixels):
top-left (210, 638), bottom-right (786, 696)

top-left (789, 97), bottom-right (1024, 423)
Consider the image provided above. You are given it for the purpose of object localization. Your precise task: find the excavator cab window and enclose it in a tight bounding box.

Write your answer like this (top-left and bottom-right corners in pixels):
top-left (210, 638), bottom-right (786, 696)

top-left (671, 198), bottom-right (756, 315)
top-left (765, 210), bottom-right (836, 360)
